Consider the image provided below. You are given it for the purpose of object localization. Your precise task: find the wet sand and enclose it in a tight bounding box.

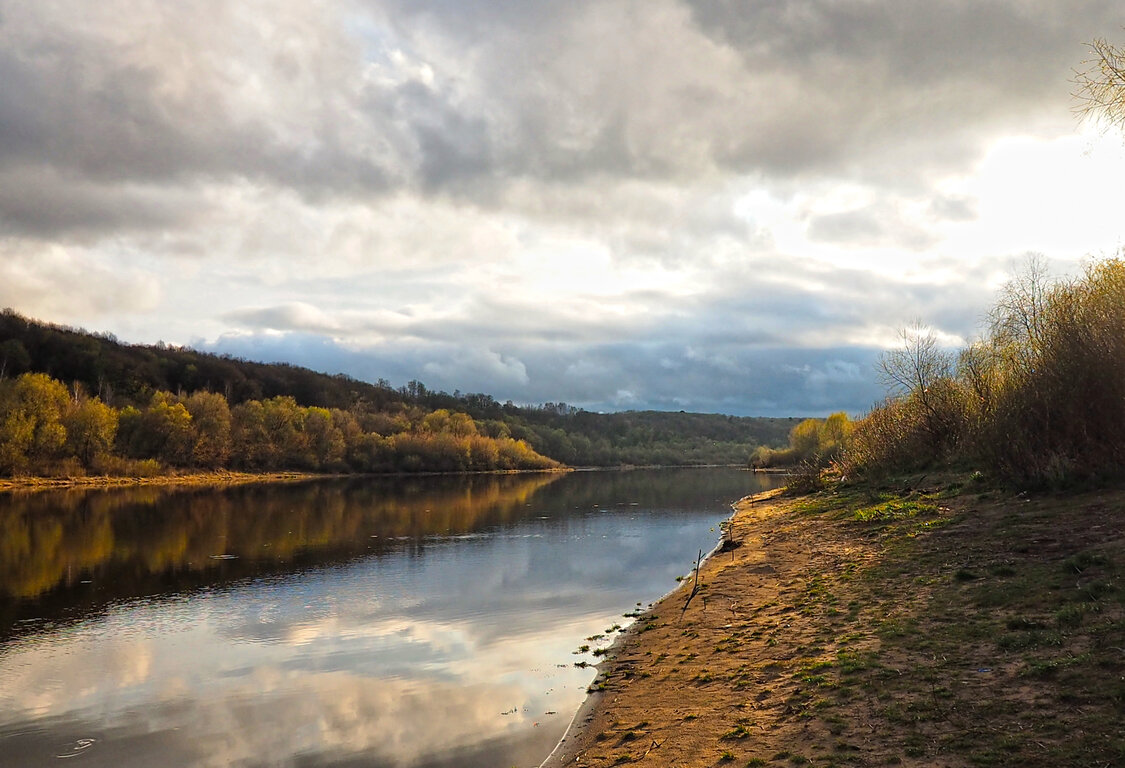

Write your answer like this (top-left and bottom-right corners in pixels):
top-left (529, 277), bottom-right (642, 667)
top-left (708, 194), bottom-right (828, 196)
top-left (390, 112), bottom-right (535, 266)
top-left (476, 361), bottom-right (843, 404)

top-left (541, 487), bottom-right (881, 767)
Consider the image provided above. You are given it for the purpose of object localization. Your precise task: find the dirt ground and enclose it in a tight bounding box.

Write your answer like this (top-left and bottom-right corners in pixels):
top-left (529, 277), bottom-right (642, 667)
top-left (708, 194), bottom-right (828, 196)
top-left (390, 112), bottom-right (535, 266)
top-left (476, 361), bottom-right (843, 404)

top-left (542, 479), bottom-right (1125, 768)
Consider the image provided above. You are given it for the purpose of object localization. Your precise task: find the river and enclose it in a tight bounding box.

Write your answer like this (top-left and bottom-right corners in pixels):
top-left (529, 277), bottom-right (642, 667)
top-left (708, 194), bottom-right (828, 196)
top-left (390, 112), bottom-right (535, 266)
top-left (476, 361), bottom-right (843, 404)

top-left (0, 467), bottom-right (784, 768)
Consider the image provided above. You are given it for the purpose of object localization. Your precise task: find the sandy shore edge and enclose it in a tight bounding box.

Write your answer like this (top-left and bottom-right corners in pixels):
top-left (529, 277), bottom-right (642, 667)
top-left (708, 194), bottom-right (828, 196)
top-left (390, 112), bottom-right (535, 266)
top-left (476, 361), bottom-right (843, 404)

top-left (0, 467), bottom-right (575, 494)
top-left (0, 471), bottom-right (328, 493)
top-left (539, 486), bottom-right (787, 768)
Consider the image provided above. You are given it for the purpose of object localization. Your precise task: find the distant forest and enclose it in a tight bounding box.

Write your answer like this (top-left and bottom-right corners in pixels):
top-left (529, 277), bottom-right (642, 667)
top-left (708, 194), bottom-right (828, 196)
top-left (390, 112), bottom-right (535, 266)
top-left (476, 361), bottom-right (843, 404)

top-left (0, 310), bottom-right (796, 476)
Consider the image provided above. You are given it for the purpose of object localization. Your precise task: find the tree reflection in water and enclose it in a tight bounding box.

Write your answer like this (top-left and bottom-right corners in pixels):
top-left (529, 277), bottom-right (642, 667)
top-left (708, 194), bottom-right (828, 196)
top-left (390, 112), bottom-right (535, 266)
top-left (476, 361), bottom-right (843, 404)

top-left (0, 468), bottom-right (784, 768)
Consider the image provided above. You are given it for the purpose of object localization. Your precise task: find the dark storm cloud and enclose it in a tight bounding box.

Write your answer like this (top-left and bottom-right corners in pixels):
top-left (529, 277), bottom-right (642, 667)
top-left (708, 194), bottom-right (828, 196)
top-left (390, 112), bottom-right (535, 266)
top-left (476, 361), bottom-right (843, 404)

top-left (0, 30), bottom-right (264, 185)
top-left (682, 0), bottom-right (1118, 177)
top-left (0, 167), bottom-right (200, 239)
top-left (2, 0), bottom-right (1115, 240)
top-left (0, 2), bottom-right (445, 236)
top-left (366, 0), bottom-right (1121, 189)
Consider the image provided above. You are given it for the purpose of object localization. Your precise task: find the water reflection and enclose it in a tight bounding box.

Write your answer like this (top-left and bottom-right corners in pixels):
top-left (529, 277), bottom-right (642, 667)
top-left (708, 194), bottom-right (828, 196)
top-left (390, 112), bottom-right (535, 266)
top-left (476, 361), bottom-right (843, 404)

top-left (0, 473), bottom-right (563, 641)
top-left (0, 468), bottom-right (783, 768)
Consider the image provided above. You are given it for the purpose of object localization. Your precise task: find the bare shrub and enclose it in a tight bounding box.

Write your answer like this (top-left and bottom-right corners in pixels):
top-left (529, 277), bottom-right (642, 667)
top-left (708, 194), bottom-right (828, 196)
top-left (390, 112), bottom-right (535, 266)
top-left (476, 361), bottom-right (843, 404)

top-left (847, 256), bottom-right (1125, 487)
top-left (840, 398), bottom-right (929, 479)
top-left (983, 258), bottom-right (1125, 484)
top-left (784, 458), bottom-right (829, 494)
top-left (844, 324), bottom-right (970, 479)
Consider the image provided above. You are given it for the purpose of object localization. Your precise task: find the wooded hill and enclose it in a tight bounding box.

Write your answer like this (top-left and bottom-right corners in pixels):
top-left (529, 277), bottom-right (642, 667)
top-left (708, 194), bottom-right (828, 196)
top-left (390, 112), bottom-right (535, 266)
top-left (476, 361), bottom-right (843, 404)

top-left (0, 310), bottom-right (795, 472)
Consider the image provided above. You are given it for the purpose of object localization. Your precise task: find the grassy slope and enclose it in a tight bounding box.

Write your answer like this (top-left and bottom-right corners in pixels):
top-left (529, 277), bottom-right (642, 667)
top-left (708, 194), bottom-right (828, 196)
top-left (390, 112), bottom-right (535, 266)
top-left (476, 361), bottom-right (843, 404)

top-left (781, 478), bottom-right (1125, 766)
top-left (560, 475), bottom-right (1124, 767)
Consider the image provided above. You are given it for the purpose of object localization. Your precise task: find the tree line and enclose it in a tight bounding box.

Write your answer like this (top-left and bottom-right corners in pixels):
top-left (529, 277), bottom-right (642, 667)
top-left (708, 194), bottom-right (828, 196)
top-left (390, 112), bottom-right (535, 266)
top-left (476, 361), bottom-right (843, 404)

top-left (0, 310), bottom-right (794, 469)
top-left (751, 258), bottom-right (1125, 489)
top-left (0, 372), bottom-right (559, 477)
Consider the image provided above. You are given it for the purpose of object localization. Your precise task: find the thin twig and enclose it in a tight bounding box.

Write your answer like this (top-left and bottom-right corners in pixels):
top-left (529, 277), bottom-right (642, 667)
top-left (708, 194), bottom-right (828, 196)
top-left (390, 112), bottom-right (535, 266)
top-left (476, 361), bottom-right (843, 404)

top-left (680, 549), bottom-right (703, 619)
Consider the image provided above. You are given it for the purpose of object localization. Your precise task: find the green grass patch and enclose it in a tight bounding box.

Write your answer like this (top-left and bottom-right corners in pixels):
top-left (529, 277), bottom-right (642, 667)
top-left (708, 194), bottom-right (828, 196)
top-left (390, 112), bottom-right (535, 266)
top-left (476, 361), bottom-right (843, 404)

top-left (851, 499), bottom-right (938, 523)
top-left (1063, 552), bottom-right (1112, 574)
top-left (721, 724), bottom-right (752, 740)
top-left (1055, 603), bottom-right (1088, 627)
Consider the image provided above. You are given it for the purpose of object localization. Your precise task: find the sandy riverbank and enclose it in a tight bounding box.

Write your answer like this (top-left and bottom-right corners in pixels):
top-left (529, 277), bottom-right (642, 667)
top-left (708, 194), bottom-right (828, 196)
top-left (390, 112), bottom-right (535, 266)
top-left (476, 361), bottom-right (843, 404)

top-left (541, 485), bottom-right (858, 767)
top-left (0, 470), bottom-right (324, 493)
top-left (0, 467), bottom-right (577, 494)
top-left (542, 477), bottom-right (1125, 767)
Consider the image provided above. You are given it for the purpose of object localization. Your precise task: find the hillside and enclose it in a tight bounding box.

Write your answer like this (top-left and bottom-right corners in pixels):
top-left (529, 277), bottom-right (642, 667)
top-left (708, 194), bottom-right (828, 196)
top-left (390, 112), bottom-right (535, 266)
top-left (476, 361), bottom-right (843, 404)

top-left (0, 310), bottom-right (795, 469)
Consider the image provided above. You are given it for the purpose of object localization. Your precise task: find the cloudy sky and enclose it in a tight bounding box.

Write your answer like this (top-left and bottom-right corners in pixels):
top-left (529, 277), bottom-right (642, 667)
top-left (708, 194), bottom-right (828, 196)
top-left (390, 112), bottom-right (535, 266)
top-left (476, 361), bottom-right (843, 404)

top-left (1, 1), bottom-right (1123, 416)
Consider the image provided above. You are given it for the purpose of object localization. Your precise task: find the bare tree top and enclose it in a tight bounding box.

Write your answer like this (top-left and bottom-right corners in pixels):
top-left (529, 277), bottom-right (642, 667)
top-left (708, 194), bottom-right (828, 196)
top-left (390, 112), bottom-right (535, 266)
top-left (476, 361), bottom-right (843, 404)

top-left (1075, 35), bottom-right (1125, 133)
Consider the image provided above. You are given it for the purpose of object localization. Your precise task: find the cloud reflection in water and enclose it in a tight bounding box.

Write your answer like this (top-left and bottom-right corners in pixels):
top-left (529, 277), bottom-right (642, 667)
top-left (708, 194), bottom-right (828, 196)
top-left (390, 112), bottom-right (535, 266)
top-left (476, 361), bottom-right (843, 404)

top-left (0, 468), bottom-right (783, 767)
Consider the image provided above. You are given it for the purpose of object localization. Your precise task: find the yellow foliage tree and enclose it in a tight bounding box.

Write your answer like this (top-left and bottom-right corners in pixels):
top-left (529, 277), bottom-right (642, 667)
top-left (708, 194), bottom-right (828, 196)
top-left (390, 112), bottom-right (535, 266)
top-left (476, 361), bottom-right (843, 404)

top-left (0, 373), bottom-right (70, 473)
top-left (64, 396), bottom-right (118, 466)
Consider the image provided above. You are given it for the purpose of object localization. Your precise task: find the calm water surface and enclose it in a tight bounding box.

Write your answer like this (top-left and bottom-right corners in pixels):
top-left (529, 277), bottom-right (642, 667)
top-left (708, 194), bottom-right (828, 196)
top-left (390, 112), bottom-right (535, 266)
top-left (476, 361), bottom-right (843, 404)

top-left (0, 468), bottom-right (784, 768)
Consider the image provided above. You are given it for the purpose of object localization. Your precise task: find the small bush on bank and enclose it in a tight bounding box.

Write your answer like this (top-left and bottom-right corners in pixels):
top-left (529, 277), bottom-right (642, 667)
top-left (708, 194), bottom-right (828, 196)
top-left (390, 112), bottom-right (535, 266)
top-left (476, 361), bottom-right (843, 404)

top-left (752, 412), bottom-right (853, 469)
top-left (784, 459), bottom-right (830, 494)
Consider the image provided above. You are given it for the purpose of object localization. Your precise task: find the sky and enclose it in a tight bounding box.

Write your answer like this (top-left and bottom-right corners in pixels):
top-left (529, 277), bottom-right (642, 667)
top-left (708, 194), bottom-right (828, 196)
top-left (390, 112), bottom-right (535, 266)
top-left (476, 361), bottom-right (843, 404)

top-left (1, 1), bottom-right (1124, 417)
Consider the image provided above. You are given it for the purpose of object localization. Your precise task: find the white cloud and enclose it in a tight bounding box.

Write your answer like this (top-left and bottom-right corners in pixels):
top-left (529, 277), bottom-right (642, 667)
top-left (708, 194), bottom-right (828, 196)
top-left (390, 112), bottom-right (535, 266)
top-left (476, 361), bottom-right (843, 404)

top-left (422, 348), bottom-right (530, 387)
top-left (0, 240), bottom-right (161, 318)
top-left (224, 302), bottom-right (342, 334)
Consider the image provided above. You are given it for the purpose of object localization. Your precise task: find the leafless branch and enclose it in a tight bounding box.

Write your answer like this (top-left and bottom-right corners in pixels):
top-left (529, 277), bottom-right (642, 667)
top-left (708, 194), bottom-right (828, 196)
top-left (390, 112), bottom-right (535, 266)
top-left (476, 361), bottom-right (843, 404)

top-left (1074, 36), bottom-right (1125, 134)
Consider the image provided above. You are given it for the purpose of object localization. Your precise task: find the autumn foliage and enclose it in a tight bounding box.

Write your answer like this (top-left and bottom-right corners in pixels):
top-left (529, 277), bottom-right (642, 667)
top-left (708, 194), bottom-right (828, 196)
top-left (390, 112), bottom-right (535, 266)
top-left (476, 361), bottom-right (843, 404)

top-left (0, 376), bottom-right (558, 477)
top-left (750, 412), bottom-right (853, 468)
